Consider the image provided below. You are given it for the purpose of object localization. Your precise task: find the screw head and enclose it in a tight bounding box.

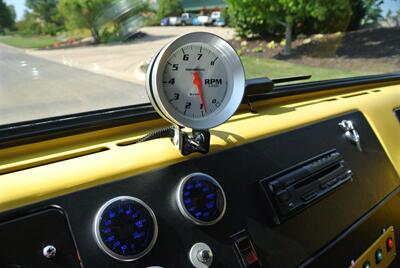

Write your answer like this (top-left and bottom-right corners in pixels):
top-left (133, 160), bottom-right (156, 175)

top-left (43, 245), bottom-right (57, 259)
top-left (197, 249), bottom-right (211, 263)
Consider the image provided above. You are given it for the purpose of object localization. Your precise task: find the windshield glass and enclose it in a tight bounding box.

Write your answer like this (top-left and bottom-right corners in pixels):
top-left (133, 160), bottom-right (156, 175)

top-left (0, 0), bottom-right (399, 125)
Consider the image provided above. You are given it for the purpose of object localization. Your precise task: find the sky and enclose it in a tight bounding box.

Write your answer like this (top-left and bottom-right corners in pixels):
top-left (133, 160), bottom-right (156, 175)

top-left (4, 0), bottom-right (400, 21)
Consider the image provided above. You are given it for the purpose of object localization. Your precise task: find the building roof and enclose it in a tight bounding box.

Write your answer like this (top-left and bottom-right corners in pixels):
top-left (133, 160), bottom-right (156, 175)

top-left (182, 0), bottom-right (227, 11)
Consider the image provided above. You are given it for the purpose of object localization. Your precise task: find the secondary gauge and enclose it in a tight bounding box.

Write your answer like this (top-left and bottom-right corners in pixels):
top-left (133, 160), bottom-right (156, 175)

top-left (93, 196), bottom-right (158, 261)
top-left (176, 172), bottom-right (226, 225)
top-left (146, 32), bottom-right (245, 130)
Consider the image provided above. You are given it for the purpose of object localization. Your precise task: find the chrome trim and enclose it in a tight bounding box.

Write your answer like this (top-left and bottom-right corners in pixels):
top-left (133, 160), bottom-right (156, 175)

top-left (176, 172), bottom-right (226, 226)
top-left (147, 32), bottom-right (245, 129)
top-left (93, 196), bottom-right (158, 262)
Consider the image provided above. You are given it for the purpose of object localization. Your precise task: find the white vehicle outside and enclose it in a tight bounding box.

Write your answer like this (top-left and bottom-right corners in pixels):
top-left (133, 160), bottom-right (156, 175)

top-left (169, 16), bottom-right (182, 26)
top-left (197, 15), bottom-right (213, 25)
top-left (210, 11), bottom-right (221, 21)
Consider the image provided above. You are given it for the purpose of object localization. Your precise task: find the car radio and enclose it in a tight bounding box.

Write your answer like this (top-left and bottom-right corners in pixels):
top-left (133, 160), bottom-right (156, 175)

top-left (260, 149), bottom-right (353, 224)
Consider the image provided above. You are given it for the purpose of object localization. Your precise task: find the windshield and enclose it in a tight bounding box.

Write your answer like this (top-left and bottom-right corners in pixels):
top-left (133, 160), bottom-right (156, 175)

top-left (0, 0), bottom-right (399, 126)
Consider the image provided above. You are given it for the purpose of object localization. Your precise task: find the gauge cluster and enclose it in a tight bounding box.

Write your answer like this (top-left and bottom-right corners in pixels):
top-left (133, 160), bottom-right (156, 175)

top-left (93, 173), bottom-right (227, 263)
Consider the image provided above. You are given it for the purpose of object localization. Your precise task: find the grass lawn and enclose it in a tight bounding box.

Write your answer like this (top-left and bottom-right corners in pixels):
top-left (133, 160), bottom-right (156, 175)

top-left (0, 36), bottom-right (58, 49)
top-left (241, 56), bottom-right (372, 82)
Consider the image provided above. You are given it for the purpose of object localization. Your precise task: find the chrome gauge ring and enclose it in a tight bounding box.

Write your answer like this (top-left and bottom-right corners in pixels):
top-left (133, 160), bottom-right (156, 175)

top-left (93, 196), bottom-right (158, 261)
top-left (176, 172), bottom-right (226, 225)
top-left (146, 32), bottom-right (245, 130)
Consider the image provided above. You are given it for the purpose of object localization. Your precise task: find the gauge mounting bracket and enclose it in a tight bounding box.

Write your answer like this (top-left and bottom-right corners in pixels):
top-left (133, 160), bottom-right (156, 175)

top-left (172, 126), bottom-right (210, 155)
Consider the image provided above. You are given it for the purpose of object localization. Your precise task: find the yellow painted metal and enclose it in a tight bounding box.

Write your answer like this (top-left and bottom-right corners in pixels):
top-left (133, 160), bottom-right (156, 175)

top-left (348, 226), bottom-right (396, 268)
top-left (0, 84), bottom-right (399, 212)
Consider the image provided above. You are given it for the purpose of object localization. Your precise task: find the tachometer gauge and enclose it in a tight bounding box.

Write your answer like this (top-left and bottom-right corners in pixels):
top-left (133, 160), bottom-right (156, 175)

top-left (93, 196), bottom-right (158, 261)
top-left (146, 32), bottom-right (245, 130)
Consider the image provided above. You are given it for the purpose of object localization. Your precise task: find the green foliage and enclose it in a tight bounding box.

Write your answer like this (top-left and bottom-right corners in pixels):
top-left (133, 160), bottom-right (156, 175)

top-left (16, 11), bottom-right (41, 35)
top-left (58, 0), bottom-right (112, 43)
top-left (19, 0), bottom-right (64, 35)
top-left (228, 0), bottom-right (354, 37)
top-left (0, 0), bottom-right (15, 30)
top-left (348, 0), bottom-right (383, 30)
top-left (26, 0), bottom-right (59, 23)
top-left (251, 46), bottom-right (263, 53)
top-left (157, 0), bottom-right (183, 20)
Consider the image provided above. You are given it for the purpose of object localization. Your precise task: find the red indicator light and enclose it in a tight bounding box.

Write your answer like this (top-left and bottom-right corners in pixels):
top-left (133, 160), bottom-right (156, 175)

top-left (387, 237), bottom-right (394, 251)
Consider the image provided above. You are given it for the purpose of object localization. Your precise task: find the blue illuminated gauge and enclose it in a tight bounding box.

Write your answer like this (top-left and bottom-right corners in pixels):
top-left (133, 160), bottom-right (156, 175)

top-left (177, 173), bottom-right (226, 225)
top-left (93, 196), bottom-right (158, 261)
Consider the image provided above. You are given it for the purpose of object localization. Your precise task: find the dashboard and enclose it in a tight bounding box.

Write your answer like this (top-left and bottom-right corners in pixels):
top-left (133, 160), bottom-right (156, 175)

top-left (1, 104), bottom-right (400, 267)
top-left (0, 34), bottom-right (400, 268)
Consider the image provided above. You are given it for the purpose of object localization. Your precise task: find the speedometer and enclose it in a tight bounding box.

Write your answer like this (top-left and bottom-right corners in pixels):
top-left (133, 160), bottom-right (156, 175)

top-left (146, 32), bottom-right (245, 130)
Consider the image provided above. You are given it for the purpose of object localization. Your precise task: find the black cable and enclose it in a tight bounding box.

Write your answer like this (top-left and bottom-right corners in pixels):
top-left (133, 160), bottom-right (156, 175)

top-left (135, 125), bottom-right (175, 143)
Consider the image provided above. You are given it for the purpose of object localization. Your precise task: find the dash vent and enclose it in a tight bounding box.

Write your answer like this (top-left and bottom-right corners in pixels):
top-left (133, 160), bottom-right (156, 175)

top-left (341, 92), bottom-right (369, 98)
top-left (395, 108), bottom-right (400, 122)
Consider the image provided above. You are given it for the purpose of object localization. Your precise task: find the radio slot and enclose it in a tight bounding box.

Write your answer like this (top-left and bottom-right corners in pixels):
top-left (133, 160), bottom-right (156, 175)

top-left (260, 149), bottom-right (352, 224)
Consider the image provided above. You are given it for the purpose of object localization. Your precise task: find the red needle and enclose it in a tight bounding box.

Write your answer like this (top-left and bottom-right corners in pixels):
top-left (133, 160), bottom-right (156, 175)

top-left (193, 71), bottom-right (207, 112)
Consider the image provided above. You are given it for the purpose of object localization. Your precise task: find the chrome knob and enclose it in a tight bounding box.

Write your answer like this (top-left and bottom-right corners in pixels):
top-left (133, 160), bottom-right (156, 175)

top-left (43, 245), bottom-right (57, 259)
top-left (189, 242), bottom-right (213, 268)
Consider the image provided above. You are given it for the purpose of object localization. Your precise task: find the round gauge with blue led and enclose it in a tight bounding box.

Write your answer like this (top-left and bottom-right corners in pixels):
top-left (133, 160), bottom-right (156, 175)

top-left (177, 172), bottom-right (226, 225)
top-left (93, 196), bottom-right (158, 261)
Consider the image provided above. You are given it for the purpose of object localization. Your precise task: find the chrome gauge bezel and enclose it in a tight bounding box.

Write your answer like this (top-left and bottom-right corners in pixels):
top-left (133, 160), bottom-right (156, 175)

top-left (176, 172), bottom-right (227, 226)
top-left (93, 196), bottom-right (158, 262)
top-left (146, 32), bottom-right (245, 130)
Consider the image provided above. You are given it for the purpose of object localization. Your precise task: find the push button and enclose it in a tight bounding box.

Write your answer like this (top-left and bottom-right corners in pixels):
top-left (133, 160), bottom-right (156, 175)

top-left (362, 260), bottom-right (371, 268)
top-left (375, 248), bottom-right (383, 264)
top-left (233, 234), bottom-right (261, 268)
top-left (387, 237), bottom-right (394, 252)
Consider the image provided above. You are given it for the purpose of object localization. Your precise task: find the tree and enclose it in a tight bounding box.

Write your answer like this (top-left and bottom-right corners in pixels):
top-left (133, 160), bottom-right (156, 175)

top-left (272, 0), bottom-right (352, 55)
top-left (348, 0), bottom-right (383, 30)
top-left (26, 0), bottom-right (59, 23)
top-left (227, 0), bottom-right (352, 55)
top-left (157, 0), bottom-right (183, 20)
top-left (58, 0), bottom-right (112, 43)
top-left (0, 0), bottom-right (15, 30)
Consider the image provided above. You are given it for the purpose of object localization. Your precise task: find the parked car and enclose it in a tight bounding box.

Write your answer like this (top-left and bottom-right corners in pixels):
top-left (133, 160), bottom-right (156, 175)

top-left (160, 17), bottom-right (170, 26)
top-left (213, 18), bottom-right (226, 27)
top-left (180, 13), bottom-right (194, 25)
top-left (169, 16), bottom-right (182, 26)
top-left (210, 11), bottom-right (221, 22)
top-left (196, 15), bottom-right (213, 26)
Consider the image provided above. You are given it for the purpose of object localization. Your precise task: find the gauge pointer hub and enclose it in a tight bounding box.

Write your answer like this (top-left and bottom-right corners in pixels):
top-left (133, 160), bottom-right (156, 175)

top-left (193, 71), bottom-right (207, 113)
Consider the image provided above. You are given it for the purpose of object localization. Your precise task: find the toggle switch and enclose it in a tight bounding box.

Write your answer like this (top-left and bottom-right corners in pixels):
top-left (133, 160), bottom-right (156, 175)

top-left (232, 231), bottom-right (262, 268)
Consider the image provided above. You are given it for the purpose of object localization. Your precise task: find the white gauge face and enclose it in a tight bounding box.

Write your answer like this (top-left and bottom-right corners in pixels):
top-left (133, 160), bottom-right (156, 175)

top-left (147, 32), bottom-right (245, 130)
top-left (162, 43), bottom-right (228, 119)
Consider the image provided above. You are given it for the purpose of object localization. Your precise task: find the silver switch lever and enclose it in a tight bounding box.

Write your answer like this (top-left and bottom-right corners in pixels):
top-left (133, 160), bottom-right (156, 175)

top-left (338, 120), bottom-right (362, 152)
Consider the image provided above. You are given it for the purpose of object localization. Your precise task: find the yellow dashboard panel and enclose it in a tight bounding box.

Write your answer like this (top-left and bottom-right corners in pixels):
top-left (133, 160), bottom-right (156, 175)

top-left (0, 83), bottom-right (399, 213)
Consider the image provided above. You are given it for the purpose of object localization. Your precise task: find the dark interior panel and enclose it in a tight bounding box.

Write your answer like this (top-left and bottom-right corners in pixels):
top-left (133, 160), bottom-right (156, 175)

top-left (1, 111), bottom-right (399, 268)
top-left (0, 208), bottom-right (81, 268)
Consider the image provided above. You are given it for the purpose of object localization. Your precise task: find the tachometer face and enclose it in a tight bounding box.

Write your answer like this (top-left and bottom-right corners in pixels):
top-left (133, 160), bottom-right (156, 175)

top-left (146, 32), bottom-right (245, 129)
top-left (162, 43), bottom-right (228, 119)
top-left (176, 173), bottom-right (226, 225)
top-left (93, 196), bottom-right (158, 261)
